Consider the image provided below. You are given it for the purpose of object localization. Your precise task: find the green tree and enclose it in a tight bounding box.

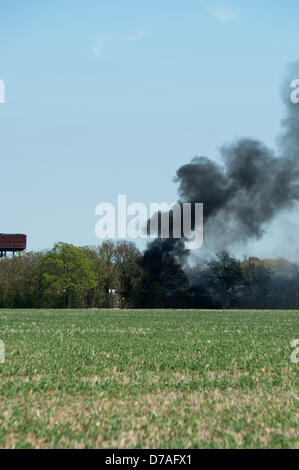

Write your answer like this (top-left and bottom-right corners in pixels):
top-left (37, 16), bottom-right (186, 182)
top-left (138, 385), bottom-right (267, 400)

top-left (0, 251), bottom-right (44, 308)
top-left (206, 250), bottom-right (243, 308)
top-left (81, 242), bottom-right (118, 307)
top-left (40, 242), bottom-right (97, 308)
top-left (114, 241), bottom-right (143, 307)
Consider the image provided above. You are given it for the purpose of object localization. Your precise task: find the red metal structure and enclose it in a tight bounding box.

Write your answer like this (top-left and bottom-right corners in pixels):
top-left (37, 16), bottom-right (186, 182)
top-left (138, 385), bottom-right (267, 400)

top-left (0, 234), bottom-right (27, 258)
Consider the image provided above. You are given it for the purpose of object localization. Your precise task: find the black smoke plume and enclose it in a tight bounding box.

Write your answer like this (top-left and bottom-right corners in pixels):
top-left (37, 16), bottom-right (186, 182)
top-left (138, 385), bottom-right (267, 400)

top-left (144, 61), bottom-right (299, 264)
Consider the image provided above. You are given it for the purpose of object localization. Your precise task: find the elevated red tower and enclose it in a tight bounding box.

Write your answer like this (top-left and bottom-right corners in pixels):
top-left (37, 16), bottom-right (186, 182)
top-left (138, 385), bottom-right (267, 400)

top-left (0, 234), bottom-right (27, 258)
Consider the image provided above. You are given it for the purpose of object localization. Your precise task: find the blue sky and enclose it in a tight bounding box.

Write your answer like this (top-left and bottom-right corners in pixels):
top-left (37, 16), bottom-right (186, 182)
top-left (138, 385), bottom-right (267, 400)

top-left (1, 0), bottom-right (299, 253)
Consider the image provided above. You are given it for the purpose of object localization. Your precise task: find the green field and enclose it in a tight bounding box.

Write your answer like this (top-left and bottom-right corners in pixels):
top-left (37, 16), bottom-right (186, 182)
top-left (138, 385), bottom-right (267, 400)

top-left (0, 309), bottom-right (298, 449)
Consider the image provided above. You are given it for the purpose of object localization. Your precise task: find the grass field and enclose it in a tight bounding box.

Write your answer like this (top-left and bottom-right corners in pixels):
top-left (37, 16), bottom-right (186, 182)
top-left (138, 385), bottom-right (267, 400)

top-left (0, 309), bottom-right (298, 449)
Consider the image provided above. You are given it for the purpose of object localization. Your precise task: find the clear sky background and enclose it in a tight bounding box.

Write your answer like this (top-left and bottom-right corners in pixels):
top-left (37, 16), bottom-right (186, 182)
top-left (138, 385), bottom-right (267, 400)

top-left (1, 0), bottom-right (299, 257)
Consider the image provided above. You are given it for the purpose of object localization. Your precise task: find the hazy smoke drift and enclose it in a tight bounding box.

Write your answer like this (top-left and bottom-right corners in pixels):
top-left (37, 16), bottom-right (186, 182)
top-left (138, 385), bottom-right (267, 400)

top-left (176, 62), bottom-right (299, 253)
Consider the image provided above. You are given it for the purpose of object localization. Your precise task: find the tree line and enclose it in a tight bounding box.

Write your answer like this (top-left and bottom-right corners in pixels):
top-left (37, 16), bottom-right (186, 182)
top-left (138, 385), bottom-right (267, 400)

top-left (0, 241), bottom-right (299, 309)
